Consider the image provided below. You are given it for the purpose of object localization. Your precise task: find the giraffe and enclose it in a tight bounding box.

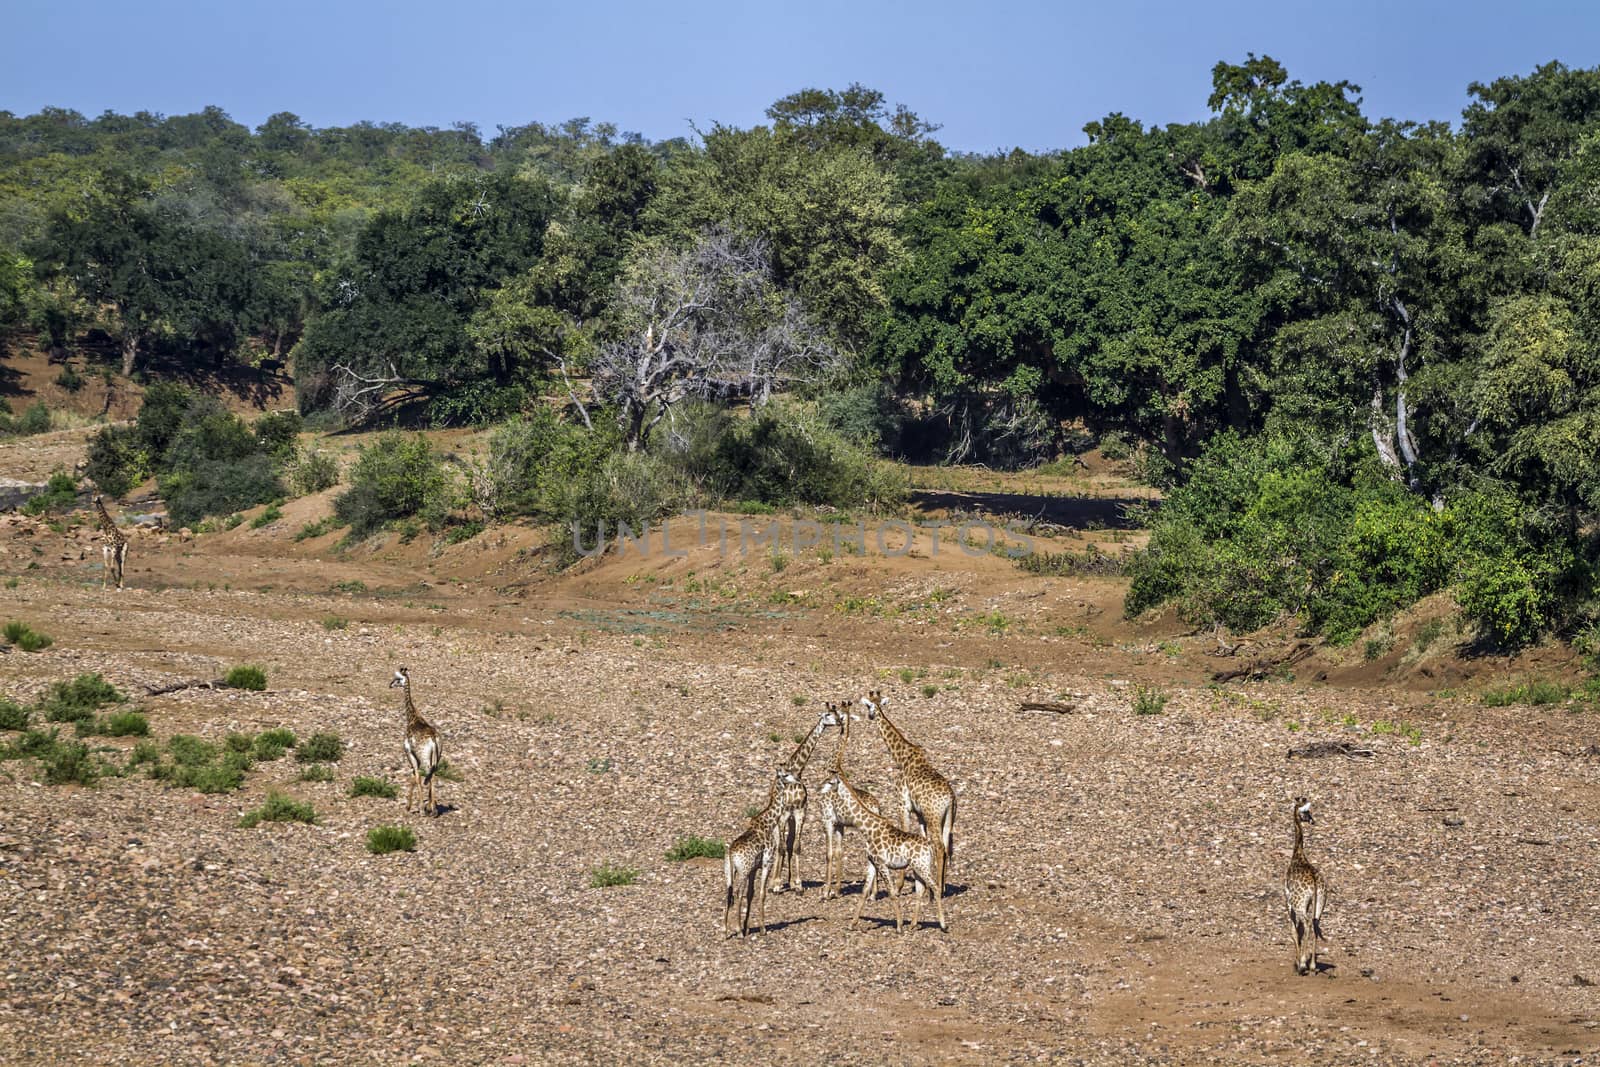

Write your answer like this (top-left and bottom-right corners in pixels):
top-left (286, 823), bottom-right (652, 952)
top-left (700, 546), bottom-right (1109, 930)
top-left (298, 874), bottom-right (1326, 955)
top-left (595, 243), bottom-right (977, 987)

top-left (771, 703), bottom-right (844, 893)
top-left (821, 772), bottom-right (946, 933)
top-left (724, 768), bottom-right (797, 938)
top-left (92, 494), bottom-right (129, 591)
top-left (1285, 795), bottom-right (1329, 975)
top-left (819, 699), bottom-right (885, 900)
top-left (861, 690), bottom-right (955, 895)
top-left (389, 668), bottom-right (443, 815)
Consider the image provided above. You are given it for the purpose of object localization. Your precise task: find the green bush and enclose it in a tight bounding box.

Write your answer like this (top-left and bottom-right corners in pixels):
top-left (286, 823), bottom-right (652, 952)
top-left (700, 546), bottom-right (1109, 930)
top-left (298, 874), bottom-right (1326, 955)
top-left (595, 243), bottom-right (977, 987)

top-left (21, 471), bottom-right (78, 516)
top-left (665, 835), bottom-right (725, 861)
top-left (161, 454), bottom-right (284, 529)
top-left (41, 673), bottom-right (125, 723)
top-left (95, 711), bottom-right (150, 737)
top-left (486, 409), bottom-right (615, 520)
top-left (669, 401), bottom-right (905, 511)
top-left (252, 728), bottom-right (296, 761)
top-left (350, 776), bottom-right (398, 799)
top-left (295, 732), bottom-right (343, 762)
top-left (549, 449), bottom-right (687, 562)
top-left (1132, 686), bottom-right (1169, 715)
top-left (253, 411), bottom-right (303, 457)
top-left (222, 665), bottom-right (268, 691)
top-left (42, 738), bottom-right (98, 785)
top-left (83, 424), bottom-right (150, 499)
top-left (2, 621), bottom-right (52, 652)
top-left (817, 382), bottom-right (904, 453)
top-left (288, 448), bottom-right (340, 495)
top-left (1482, 679), bottom-right (1571, 706)
top-left (589, 862), bottom-right (640, 887)
top-left (249, 504), bottom-right (283, 529)
top-left (135, 382), bottom-right (199, 458)
top-left (55, 365), bottom-right (85, 393)
top-left (0, 699), bottom-right (29, 730)
top-left (17, 401), bottom-right (51, 436)
top-left (238, 791), bottom-right (317, 828)
top-left (167, 734), bottom-right (219, 767)
top-left (298, 763), bottom-right (335, 782)
top-left (334, 433), bottom-right (452, 537)
top-left (365, 825), bottom-right (417, 854)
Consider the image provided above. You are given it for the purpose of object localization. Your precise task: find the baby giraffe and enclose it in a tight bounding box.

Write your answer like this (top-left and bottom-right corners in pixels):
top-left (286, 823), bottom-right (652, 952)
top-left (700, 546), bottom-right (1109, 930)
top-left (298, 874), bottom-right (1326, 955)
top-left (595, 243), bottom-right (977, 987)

top-left (821, 772), bottom-right (947, 933)
top-left (724, 769), bottom-right (797, 938)
top-left (389, 668), bottom-right (443, 816)
top-left (1285, 795), bottom-right (1329, 975)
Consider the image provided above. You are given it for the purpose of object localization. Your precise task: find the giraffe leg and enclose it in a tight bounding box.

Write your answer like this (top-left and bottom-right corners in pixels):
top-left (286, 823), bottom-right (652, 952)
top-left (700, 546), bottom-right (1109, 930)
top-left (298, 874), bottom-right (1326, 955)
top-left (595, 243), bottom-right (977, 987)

top-left (789, 807), bottom-right (806, 891)
top-left (426, 773), bottom-right (436, 816)
top-left (890, 869), bottom-right (905, 932)
top-left (102, 545), bottom-right (110, 590)
top-left (755, 856), bottom-right (772, 936)
top-left (116, 543), bottom-right (127, 589)
top-left (723, 855), bottom-right (735, 938)
top-left (854, 860), bottom-right (877, 929)
top-left (405, 772), bottom-right (416, 813)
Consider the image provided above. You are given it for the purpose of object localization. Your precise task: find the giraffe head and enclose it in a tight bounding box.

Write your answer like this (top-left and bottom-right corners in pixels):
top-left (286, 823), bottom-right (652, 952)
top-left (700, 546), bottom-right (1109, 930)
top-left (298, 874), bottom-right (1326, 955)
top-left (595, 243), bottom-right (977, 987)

top-left (389, 667), bottom-right (410, 690)
top-left (819, 773), bottom-right (840, 797)
top-left (820, 702), bottom-right (845, 731)
top-left (1293, 796), bottom-right (1314, 824)
top-left (860, 689), bottom-right (887, 720)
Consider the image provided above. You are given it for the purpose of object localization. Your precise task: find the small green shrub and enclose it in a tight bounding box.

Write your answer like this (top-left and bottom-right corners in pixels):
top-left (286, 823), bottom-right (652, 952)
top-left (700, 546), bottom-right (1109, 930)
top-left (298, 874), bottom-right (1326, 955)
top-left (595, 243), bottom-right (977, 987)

top-left (665, 835), bottom-right (725, 861)
top-left (1132, 685), bottom-right (1170, 715)
top-left (84, 424), bottom-right (150, 499)
top-left (55, 365), bottom-right (85, 393)
top-left (366, 825), bottom-right (417, 854)
top-left (0, 699), bottom-right (29, 730)
top-left (443, 520), bottom-right (484, 545)
top-left (222, 665), bottom-right (268, 691)
top-left (350, 776), bottom-right (398, 799)
top-left (252, 728), bottom-right (296, 761)
top-left (171, 760), bottom-right (246, 794)
top-left (127, 739), bottom-right (161, 766)
top-left (2, 620), bottom-right (53, 652)
top-left (321, 615), bottom-right (349, 631)
top-left (298, 763), bottom-right (335, 782)
top-left (42, 738), bottom-right (98, 785)
top-left (253, 410), bottom-right (303, 457)
top-left (17, 401), bottom-right (51, 436)
top-left (589, 862), bottom-right (640, 887)
top-left (296, 732), bottom-right (343, 762)
top-left (239, 791), bottom-right (317, 828)
top-left (96, 711), bottom-right (150, 737)
top-left (294, 517), bottom-right (338, 542)
top-left (21, 472), bottom-right (78, 516)
top-left (288, 448), bottom-right (341, 496)
top-left (1482, 679), bottom-right (1571, 707)
top-left (249, 504), bottom-right (283, 530)
top-left (167, 734), bottom-right (219, 766)
top-left (434, 759), bottom-right (464, 782)
top-left (334, 433), bottom-right (452, 537)
top-left (41, 673), bottom-right (125, 723)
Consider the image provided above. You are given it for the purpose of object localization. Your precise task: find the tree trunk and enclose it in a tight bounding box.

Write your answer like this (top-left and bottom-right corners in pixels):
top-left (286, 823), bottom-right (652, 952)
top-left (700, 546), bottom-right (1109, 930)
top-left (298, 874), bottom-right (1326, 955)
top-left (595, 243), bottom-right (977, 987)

top-left (1370, 380), bottom-right (1403, 480)
top-left (120, 333), bottom-right (140, 378)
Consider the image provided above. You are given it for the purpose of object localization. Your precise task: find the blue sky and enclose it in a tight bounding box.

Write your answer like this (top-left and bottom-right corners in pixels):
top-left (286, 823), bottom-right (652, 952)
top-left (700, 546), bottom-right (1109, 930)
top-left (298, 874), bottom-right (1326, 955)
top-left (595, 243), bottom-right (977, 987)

top-left (3, 0), bottom-right (1597, 153)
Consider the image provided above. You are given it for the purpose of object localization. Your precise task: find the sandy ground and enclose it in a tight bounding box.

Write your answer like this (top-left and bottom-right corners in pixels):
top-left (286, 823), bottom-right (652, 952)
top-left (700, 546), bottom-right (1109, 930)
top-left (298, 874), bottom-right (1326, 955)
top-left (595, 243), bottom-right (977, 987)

top-left (0, 463), bottom-right (1597, 1066)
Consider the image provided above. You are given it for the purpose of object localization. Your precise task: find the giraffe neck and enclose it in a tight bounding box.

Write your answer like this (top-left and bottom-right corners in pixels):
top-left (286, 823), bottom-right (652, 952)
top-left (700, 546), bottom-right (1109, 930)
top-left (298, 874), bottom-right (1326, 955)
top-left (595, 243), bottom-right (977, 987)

top-left (836, 777), bottom-right (889, 834)
top-left (832, 713), bottom-right (850, 774)
top-left (876, 706), bottom-right (921, 772)
top-left (403, 685), bottom-right (427, 729)
top-left (1292, 815), bottom-right (1306, 858)
top-left (782, 714), bottom-right (829, 777)
top-left (96, 500), bottom-right (121, 539)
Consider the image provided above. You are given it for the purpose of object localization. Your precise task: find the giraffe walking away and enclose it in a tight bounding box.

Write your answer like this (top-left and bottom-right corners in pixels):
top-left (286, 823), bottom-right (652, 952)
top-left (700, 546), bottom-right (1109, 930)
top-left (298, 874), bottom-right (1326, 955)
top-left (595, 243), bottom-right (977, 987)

top-left (1285, 796), bottom-right (1329, 975)
top-left (92, 494), bottom-right (129, 591)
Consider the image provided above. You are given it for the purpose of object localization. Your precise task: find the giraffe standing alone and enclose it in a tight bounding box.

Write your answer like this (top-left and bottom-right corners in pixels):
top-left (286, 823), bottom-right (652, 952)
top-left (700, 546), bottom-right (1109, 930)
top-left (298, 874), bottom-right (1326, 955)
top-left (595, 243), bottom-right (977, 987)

top-left (861, 690), bottom-right (956, 894)
top-left (1285, 796), bottom-right (1329, 975)
top-left (771, 704), bottom-right (844, 893)
top-left (92, 494), bottom-right (129, 591)
top-left (389, 668), bottom-right (443, 815)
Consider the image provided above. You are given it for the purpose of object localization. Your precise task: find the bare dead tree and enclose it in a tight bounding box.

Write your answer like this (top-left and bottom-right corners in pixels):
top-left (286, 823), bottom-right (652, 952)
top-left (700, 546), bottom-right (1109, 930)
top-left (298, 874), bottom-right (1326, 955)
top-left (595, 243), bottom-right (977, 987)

top-left (591, 229), bottom-right (843, 451)
top-left (329, 361), bottom-right (432, 424)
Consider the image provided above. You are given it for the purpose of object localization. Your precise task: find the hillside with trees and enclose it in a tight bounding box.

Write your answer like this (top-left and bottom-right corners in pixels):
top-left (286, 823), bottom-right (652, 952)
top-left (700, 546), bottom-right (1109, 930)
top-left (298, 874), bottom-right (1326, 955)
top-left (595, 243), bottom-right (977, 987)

top-left (4, 60), bottom-right (1600, 651)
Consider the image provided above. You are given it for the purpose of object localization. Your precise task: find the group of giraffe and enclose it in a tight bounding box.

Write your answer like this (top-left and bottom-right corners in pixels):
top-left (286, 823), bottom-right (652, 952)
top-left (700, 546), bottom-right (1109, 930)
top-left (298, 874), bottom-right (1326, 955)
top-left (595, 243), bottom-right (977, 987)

top-left (91, 497), bottom-right (1326, 972)
top-left (722, 690), bottom-right (956, 939)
